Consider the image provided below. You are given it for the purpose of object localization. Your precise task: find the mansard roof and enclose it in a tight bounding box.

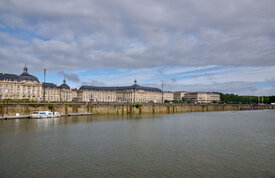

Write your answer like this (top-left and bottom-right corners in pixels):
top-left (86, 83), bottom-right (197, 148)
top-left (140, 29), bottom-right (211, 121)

top-left (18, 65), bottom-right (39, 82)
top-left (58, 79), bottom-right (70, 89)
top-left (79, 84), bottom-right (162, 92)
top-left (42, 82), bottom-right (58, 89)
top-left (0, 65), bottom-right (39, 83)
top-left (19, 73), bottom-right (39, 82)
top-left (58, 83), bottom-right (70, 89)
top-left (0, 73), bottom-right (19, 81)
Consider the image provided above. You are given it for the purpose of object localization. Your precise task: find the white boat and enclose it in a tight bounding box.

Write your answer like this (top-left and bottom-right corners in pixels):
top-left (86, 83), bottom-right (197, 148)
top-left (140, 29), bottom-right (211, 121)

top-left (54, 112), bottom-right (61, 117)
top-left (31, 111), bottom-right (60, 118)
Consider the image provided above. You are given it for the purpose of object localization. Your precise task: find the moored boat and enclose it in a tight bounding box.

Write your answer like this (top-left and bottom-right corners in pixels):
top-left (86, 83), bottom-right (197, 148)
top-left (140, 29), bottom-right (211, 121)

top-left (31, 111), bottom-right (60, 118)
top-left (240, 107), bottom-right (258, 110)
top-left (240, 104), bottom-right (265, 110)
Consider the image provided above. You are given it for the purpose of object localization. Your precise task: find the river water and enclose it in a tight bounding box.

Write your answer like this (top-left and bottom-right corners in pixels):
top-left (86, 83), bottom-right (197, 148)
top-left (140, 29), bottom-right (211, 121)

top-left (0, 110), bottom-right (275, 177)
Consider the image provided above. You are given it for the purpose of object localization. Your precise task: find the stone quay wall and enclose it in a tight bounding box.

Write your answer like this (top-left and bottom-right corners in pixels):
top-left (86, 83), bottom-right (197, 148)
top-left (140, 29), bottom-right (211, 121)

top-left (0, 103), bottom-right (274, 116)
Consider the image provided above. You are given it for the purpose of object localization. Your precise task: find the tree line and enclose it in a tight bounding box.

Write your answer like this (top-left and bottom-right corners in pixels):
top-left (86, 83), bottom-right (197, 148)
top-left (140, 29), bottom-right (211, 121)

top-left (215, 93), bottom-right (275, 104)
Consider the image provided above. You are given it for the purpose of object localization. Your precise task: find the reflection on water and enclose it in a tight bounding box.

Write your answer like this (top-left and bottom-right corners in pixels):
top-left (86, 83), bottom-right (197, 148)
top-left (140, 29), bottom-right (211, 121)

top-left (0, 114), bottom-right (164, 134)
top-left (0, 110), bottom-right (275, 177)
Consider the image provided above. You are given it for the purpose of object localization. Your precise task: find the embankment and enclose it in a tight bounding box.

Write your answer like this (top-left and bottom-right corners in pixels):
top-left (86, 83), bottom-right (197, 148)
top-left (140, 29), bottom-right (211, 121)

top-left (0, 103), bottom-right (274, 116)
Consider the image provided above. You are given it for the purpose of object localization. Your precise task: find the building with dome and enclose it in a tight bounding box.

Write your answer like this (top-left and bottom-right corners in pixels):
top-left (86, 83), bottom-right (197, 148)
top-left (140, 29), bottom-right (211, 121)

top-left (0, 66), bottom-right (172, 103)
top-left (58, 79), bottom-right (77, 102)
top-left (19, 65), bottom-right (40, 82)
top-left (78, 80), bottom-right (173, 103)
top-left (0, 65), bottom-right (78, 102)
top-left (0, 65), bottom-right (42, 101)
top-left (42, 79), bottom-right (77, 102)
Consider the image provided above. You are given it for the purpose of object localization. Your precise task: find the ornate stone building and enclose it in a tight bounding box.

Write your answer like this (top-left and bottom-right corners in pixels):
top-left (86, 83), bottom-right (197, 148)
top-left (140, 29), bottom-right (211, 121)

top-left (0, 65), bottom-right (42, 101)
top-left (58, 79), bottom-right (77, 102)
top-left (42, 82), bottom-right (60, 101)
top-left (1, 66), bottom-right (220, 104)
top-left (78, 80), bottom-right (164, 103)
top-left (42, 79), bottom-right (77, 102)
top-left (0, 65), bottom-right (77, 102)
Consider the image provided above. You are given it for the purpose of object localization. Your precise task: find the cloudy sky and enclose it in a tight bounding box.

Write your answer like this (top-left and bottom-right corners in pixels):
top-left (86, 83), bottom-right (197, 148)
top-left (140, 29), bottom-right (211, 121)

top-left (0, 0), bottom-right (275, 95)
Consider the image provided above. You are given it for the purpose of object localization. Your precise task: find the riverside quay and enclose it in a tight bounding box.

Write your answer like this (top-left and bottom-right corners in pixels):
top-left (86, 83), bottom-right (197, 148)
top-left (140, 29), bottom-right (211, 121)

top-left (0, 65), bottom-right (219, 103)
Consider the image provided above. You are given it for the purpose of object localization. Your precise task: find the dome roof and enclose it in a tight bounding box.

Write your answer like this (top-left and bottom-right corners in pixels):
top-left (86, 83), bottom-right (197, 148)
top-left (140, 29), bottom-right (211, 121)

top-left (18, 65), bottom-right (39, 82)
top-left (58, 79), bottom-right (70, 89)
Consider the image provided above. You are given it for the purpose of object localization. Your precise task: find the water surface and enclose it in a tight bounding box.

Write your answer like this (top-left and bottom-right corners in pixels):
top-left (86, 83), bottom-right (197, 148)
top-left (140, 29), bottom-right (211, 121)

top-left (1, 110), bottom-right (275, 177)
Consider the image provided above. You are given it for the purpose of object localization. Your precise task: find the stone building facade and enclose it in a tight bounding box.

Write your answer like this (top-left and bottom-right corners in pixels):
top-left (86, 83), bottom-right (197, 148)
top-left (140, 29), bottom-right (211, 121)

top-left (174, 91), bottom-right (188, 101)
top-left (42, 79), bottom-right (77, 102)
top-left (78, 80), bottom-right (164, 103)
top-left (0, 66), bottom-right (42, 101)
top-left (0, 66), bottom-right (167, 103)
top-left (163, 91), bottom-right (174, 101)
top-left (0, 66), bottom-right (77, 102)
top-left (184, 92), bottom-right (220, 103)
top-left (1, 66), bottom-right (221, 104)
top-left (42, 82), bottom-right (60, 101)
top-left (58, 79), bottom-right (77, 102)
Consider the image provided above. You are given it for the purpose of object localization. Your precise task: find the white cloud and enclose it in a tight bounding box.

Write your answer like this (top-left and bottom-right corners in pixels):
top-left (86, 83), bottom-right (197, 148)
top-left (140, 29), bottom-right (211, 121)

top-left (66, 66), bottom-right (275, 95)
top-left (177, 67), bottom-right (275, 85)
top-left (0, 0), bottom-right (275, 95)
top-left (0, 0), bottom-right (275, 73)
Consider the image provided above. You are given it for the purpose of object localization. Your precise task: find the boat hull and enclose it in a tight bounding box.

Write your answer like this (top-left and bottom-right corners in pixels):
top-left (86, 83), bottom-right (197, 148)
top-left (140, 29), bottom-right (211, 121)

top-left (31, 111), bottom-right (60, 119)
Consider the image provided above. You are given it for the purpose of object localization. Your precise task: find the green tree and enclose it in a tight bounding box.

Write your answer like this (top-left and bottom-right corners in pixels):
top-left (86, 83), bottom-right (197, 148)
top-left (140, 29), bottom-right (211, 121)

top-left (48, 104), bottom-right (54, 111)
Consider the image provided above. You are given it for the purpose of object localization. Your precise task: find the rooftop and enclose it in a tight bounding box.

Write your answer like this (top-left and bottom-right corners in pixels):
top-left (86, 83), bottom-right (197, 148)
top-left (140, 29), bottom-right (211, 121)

top-left (0, 65), bottom-right (39, 82)
top-left (42, 82), bottom-right (57, 88)
top-left (58, 79), bottom-right (70, 89)
top-left (0, 73), bottom-right (19, 81)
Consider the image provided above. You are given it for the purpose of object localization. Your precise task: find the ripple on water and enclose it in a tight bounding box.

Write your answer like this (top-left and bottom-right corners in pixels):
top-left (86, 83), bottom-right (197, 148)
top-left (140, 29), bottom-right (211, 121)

top-left (0, 110), bottom-right (275, 177)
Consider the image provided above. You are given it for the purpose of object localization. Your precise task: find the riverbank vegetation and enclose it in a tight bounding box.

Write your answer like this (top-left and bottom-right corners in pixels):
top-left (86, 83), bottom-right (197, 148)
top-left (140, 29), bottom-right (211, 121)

top-left (216, 93), bottom-right (275, 104)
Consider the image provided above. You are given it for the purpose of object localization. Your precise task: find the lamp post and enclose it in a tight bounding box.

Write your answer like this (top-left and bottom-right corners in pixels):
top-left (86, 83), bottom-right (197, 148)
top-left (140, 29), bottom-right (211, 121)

top-left (161, 82), bottom-right (164, 103)
top-left (43, 68), bottom-right (46, 101)
top-left (134, 79), bottom-right (137, 103)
